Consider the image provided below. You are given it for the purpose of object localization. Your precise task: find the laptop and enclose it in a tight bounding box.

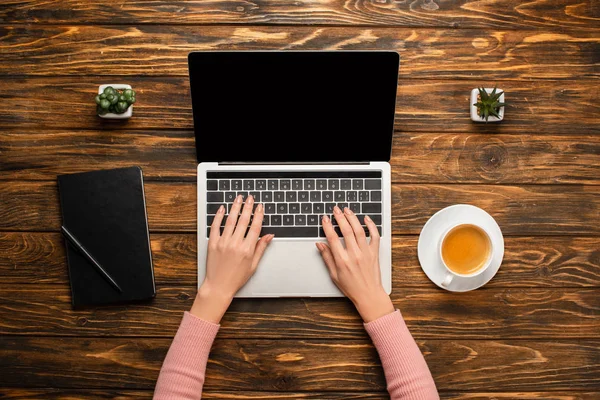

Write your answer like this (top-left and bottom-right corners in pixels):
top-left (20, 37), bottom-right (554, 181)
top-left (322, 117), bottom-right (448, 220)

top-left (188, 51), bottom-right (399, 297)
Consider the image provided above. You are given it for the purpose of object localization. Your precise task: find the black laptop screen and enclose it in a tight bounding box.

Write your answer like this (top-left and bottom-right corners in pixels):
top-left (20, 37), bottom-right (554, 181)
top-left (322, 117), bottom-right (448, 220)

top-left (188, 51), bottom-right (399, 163)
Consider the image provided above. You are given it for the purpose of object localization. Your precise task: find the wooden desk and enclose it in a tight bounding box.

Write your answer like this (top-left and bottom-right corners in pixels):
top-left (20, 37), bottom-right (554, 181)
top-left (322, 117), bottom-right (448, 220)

top-left (0, 2), bottom-right (598, 399)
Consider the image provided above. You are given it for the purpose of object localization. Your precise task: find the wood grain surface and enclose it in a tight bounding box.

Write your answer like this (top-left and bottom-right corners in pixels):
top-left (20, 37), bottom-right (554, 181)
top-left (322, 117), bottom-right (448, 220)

top-left (1, 0), bottom-right (598, 29)
top-left (2, 233), bottom-right (598, 287)
top-left (1, 78), bottom-right (597, 135)
top-left (1, 0), bottom-right (598, 397)
top-left (1, 181), bottom-right (598, 235)
top-left (2, 337), bottom-right (598, 391)
top-left (2, 130), bottom-right (599, 184)
top-left (0, 26), bottom-right (597, 79)
top-left (0, 285), bottom-right (598, 339)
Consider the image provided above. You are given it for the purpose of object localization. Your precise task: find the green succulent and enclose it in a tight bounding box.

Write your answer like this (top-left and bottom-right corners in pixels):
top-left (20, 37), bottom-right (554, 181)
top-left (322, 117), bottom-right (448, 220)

top-left (95, 86), bottom-right (136, 115)
top-left (473, 86), bottom-right (505, 122)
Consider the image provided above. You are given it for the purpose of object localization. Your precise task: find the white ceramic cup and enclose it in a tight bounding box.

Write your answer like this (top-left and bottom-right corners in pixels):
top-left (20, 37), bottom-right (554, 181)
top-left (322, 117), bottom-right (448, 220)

top-left (439, 222), bottom-right (494, 288)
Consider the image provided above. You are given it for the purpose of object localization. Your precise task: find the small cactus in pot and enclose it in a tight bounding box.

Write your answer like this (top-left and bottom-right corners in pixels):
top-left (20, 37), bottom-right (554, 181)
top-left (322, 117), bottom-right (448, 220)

top-left (96, 84), bottom-right (136, 119)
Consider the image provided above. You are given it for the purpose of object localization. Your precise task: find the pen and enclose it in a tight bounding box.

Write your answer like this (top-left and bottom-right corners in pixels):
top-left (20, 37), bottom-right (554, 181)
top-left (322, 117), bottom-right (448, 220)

top-left (60, 225), bottom-right (123, 293)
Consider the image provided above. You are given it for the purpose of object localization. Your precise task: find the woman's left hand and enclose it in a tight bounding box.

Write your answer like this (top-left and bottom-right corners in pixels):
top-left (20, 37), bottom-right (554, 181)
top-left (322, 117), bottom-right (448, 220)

top-left (191, 194), bottom-right (274, 323)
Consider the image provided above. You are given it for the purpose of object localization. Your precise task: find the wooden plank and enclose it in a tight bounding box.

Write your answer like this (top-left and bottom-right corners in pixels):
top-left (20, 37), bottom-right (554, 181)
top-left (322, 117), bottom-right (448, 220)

top-left (2, 233), bottom-right (598, 287)
top-left (1, 181), bottom-right (598, 235)
top-left (1, 285), bottom-right (598, 339)
top-left (1, 0), bottom-right (598, 29)
top-left (2, 130), bottom-right (599, 185)
top-left (0, 389), bottom-right (389, 399)
top-left (0, 26), bottom-right (597, 79)
top-left (0, 78), bottom-right (597, 135)
top-left (1, 337), bottom-right (598, 391)
top-left (1, 390), bottom-right (598, 400)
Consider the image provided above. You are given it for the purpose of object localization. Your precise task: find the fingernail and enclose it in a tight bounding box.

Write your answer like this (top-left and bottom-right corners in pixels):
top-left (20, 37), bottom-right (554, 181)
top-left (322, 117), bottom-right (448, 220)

top-left (333, 206), bottom-right (342, 215)
top-left (218, 205), bottom-right (225, 213)
top-left (256, 203), bottom-right (263, 212)
top-left (316, 243), bottom-right (323, 251)
top-left (268, 234), bottom-right (275, 241)
top-left (247, 194), bottom-right (254, 202)
top-left (322, 215), bottom-right (330, 223)
top-left (236, 195), bottom-right (243, 203)
top-left (365, 215), bottom-right (372, 223)
top-left (344, 207), bottom-right (353, 215)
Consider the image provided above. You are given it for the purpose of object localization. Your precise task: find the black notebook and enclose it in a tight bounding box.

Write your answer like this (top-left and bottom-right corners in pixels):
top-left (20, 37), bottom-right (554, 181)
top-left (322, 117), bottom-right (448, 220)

top-left (57, 166), bottom-right (155, 308)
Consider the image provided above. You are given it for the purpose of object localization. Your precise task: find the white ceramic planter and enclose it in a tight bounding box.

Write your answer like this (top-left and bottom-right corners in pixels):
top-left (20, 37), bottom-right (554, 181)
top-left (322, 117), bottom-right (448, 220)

top-left (470, 88), bottom-right (504, 123)
top-left (98, 84), bottom-right (133, 119)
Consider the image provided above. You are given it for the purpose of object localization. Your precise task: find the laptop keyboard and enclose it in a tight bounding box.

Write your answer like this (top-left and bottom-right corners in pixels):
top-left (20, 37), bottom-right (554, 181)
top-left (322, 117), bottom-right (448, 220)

top-left (205, 171), bottom-right (383, 238)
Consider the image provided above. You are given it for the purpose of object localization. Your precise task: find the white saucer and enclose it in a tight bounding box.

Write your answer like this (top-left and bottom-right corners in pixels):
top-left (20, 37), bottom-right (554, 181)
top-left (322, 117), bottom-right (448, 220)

top-left (417, 204), bottom-right (504, 292)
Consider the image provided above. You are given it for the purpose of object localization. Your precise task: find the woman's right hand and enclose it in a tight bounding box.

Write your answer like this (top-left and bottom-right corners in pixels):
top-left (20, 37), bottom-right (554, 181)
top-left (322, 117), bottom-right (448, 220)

top-left (316, 206), bottom-right (395, 323)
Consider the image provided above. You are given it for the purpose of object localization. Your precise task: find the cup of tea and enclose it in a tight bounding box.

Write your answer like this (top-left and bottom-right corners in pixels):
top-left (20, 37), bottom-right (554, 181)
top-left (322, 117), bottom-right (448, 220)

top-left (439, 223), bottom-right (494, 287)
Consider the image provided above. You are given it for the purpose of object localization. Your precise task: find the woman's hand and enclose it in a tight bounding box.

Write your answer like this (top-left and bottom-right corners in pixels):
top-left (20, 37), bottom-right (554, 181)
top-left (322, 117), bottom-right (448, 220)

top-left (191, 195), bottom-right (274, 323)
top-left (316, 206), bottom-right (394, 323)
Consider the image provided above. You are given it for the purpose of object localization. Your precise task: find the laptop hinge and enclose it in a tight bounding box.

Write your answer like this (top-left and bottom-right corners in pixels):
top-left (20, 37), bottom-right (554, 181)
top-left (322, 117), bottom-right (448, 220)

top-left (218, 161), bottom-right (370, 166)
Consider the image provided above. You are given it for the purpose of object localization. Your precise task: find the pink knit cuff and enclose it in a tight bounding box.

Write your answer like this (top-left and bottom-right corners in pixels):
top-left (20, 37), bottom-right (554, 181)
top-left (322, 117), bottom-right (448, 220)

top-left (363, 310), bottom-right (411, 348)
top-left (180, 311), bottom-right (220, 344)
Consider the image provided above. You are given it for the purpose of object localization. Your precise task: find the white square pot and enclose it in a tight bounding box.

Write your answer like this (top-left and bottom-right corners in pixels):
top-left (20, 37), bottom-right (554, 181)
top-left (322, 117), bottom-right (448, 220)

top-left (98, 84), bottom-right (133, 119)
top-left (470, 88), bottom-right (504, 123)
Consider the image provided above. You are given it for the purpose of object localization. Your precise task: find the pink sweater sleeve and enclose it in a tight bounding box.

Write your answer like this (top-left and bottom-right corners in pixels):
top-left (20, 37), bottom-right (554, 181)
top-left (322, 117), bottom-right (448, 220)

top-left (364, 310), bottom-right (439, 399)
top-left (153, 311), bottom-right (220, 400)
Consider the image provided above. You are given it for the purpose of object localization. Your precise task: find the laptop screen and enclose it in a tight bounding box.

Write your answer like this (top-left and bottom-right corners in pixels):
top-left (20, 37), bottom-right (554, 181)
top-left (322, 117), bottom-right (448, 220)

top-left (188, 51), bottom-right (399, 163)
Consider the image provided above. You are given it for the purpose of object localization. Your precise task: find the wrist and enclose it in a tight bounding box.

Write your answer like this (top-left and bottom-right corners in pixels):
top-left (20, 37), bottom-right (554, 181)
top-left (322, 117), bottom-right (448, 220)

top-left (353, 291), bottom-right (395, 323)
top-left (190, 282), bottom-right (234, 323)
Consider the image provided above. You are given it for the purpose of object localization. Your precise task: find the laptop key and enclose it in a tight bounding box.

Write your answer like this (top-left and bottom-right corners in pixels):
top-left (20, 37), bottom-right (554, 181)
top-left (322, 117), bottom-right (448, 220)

top-left (341, 179), bottom-right (352, 190)
top-left (307, 215), bottom-right (319, 225)
top-left (244, 180), bottom-right (254, 190)
top-left (286, 191), bottom-right (297, 202)
top-left (362, 203), bottom-right (382, 213)
top-left (265, 203), bottom-right (276, 214)
top-left (262, 191), bottom-right (273, 202)
top-left (232, 180), bottom-right (242, 190)
top-left (371, 190), bottom-right (382, 201)
top-left (338, 202), bottom-right (348, 211)
top-left (274, 191), bottom-right (285, 202)
top-left (359, 191), bottom-right (369, 202)
top-left (347, 191), bottom-right (357, 201)
top-left (301, 203), bottom-right (312, 214)
top-left (249, 192), bottom-right (260, 202)
top-left (295, 215), bottom-right (306, 225)
top-left (313, 203), bottom-right (325, 214)
top-left (310, 191), bottom-right (321, 202)
top-left (277, 203), bottom-right (288, 214)
top-left (219, 180), bottom-right (230, 190)
top-left (298, 191), bottom-right (309, 202)
top-left (325, 203), bottom-right (336, 214)
top-left (280, 180), bottom-right (291, 190)
top-left (358, 214), bottom-right (382, 225)
top-left (316, 179), bottom-right (327, 190)
top-left (268, 180), bottom-right (279, 190)
top-left (225, 192), bottom-right (236, 203)
top-left (328, 179), bottom-right (339, 190)
top-left (352, 179), bottom-right (363, 190)
top-left (207, 180), bottom-right (218, 190)
top-left (283, 215), bottom-right (294, 225)
top-left (350, 202), bottom-right (361, 213)
top-left (207, 192), bottom-right (224, 202)
top-left (365, 179), bottom-right (382, 190)
top-left (305, 179), bottom-right (315, 190)
top-left (335, 191), bottom-right (345, 201)
top-left (207, 203), bottom-right (225, 214)
top-left (261, 226), bottom-right (318, 237)
top-left (256, 180), bottom-right (267, 190)
top-left (292, 179), bottom-right (303, 190)
top-left (289, 203), bottom-right (300, 214)
top-left (262, 215), bottom-right (270, 226)
top-left (237, 191), bottom-right (248, 200)
top-left (271, 215), bottom-right (282, 225)
top-left (323, 191), bottom-right (333, 201)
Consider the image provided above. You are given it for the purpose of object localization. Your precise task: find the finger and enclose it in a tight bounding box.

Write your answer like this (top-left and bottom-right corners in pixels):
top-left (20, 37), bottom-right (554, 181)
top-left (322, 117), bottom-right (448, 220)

top-left (316, 242), bottom-right (338, 282)
top-left (209, 205), bottom-right (225, 242)
top-left (322, 215), bottom-right (345, 257)
top-left (233, 195), bottom-right (254, 239)
top-left (250, 234), bottom-right (274, 271)
top-left (343, 207), bottom-right (368, 250)
top-left (246, 202), bottom-right (264, 242)
top-left (223, 194), bottom-right (243, 237)
top-left (332, 206), bottom-right (360, 254)
top-left (365, 215), bottom-right (380, 250)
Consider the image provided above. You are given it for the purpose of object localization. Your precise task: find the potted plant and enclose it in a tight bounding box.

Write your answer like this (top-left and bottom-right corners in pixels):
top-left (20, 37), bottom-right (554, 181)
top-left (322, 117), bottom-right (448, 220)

top-left (96, 84), bottom-right (136, 119)
top-left (470, 86), bottom-right (505, 123)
